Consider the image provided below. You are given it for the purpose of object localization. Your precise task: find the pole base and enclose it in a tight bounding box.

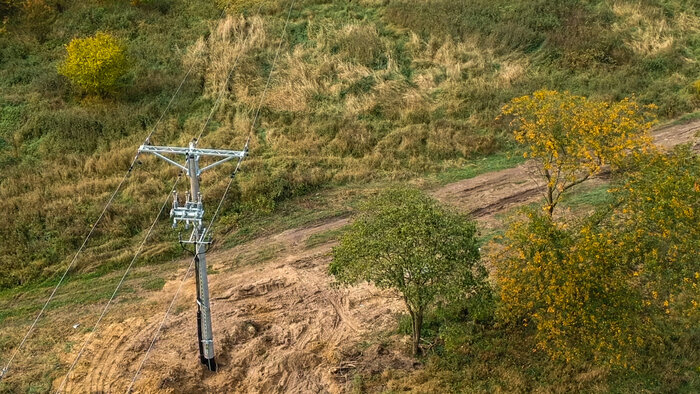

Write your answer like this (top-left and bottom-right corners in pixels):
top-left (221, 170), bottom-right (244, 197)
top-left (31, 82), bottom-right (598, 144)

top-left (201, 356), bottom-right (218, 372)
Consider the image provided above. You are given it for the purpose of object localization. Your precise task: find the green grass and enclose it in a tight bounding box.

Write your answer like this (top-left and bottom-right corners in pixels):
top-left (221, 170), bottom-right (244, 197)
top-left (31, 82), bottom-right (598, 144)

top-left (304, 226), bottom-right (347, 249)
top-left (559, 183), bottom-right (615, 210)
top-left (668, 110), bottom-right (700, 126)
top-left (141, 277), bottom-right (166, 291)
top-left (433, 149), bottom-right (525, 185)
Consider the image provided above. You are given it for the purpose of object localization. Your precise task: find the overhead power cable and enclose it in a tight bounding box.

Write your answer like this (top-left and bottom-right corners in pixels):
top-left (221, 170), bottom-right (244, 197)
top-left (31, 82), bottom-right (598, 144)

top-left (126, 1), bottom-right (296, 390)
top-left (0, 9), bottom-right (224, 384)
top-left (56, 174), bottom-right (183, 393)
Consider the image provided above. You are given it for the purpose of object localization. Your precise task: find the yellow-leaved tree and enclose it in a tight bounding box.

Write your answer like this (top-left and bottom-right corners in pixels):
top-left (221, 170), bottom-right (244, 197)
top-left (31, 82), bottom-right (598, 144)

top-left (500, 90), bottom-right (656, 215)
top-left (494, 210), bottom-right (657, 365)
top-left (58, 32), bottom-right (130, 96)
top-left (495, 146), bottom-right (699, 365)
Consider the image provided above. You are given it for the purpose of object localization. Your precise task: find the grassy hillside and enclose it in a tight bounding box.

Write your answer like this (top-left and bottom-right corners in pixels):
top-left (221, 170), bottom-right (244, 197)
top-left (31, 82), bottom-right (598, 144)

top-left (1, 2), bottom-right (698, 391)
top-left (0, 0), bottom-right (697, 296)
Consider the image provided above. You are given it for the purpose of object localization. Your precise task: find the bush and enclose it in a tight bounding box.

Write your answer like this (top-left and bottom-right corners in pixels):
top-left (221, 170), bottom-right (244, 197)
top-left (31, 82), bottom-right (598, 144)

top-left (612, 146), bottom-right (700, 330)
top-left (494, 146), bottom-right (700, 365)
top-left (57, 32), bottom-right (130, 96)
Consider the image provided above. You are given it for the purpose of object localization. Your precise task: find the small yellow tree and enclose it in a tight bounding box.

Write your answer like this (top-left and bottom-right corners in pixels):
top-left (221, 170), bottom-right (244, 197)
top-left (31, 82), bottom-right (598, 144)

top-left (58, 32), bottom-right (130, 95)
top-left (500, 90), bottom-right (656, 215)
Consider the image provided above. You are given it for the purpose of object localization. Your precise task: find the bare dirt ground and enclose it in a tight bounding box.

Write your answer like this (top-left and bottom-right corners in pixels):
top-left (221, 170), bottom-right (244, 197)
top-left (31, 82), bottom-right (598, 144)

top-left (53, 120), bottom-right (699, 393)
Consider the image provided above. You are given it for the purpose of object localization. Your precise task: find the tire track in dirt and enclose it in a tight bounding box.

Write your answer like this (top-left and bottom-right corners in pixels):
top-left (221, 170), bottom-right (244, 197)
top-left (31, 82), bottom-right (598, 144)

top-left (59, 317), bottom-right (157, 393)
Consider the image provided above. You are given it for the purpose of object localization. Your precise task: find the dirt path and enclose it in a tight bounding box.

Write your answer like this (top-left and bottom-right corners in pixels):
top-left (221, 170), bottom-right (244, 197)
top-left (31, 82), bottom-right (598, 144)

top-left (54, 119), bottom-right (699, 393)
top-left (433, 119), bottom-right (700, 228)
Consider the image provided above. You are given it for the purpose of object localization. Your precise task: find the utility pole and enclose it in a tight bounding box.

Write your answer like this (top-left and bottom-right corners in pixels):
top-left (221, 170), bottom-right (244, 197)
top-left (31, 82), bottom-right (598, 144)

top-left (138, 139), bottom-right (246, 371)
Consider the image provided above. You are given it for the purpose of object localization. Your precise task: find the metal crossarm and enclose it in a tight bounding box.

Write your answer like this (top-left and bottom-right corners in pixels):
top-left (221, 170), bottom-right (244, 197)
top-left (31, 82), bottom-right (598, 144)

top-left (138, 144), bottom-right (246, 176)
top-left (139, 145), bottom-right (246, 157)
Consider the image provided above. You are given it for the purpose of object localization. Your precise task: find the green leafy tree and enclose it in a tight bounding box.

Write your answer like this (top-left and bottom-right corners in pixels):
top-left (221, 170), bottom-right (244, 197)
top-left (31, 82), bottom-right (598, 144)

top-left (57, 32), bottom-right (130, 96)
top-left (330, 187), bottom-right (487, 355)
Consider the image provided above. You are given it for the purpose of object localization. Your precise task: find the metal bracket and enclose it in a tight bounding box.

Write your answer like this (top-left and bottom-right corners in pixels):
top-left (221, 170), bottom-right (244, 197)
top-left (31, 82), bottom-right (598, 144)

top-left (179, 228), bottom-right (212, 246)
top-left (171, 202), bottom-right (204, 229)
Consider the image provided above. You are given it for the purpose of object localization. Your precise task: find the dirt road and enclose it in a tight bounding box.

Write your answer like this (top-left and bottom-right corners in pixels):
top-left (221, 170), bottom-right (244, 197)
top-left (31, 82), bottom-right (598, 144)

top-left (55, 120), bottom-right (699, 393)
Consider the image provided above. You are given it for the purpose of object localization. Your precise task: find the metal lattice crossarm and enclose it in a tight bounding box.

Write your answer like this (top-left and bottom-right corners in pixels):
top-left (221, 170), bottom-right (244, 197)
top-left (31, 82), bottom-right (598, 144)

top-left (138, 144), bottom-right (247, 176)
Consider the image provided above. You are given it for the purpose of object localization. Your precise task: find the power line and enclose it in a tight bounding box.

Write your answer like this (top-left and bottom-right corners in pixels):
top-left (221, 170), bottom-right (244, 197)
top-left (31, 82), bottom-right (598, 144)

top-left (125, 1), bottom-right (296, 390)
top-left (0, 10), bottom-right (224, 384)
top-left (56, 174), bottom-right (183, 393)
top-left (0, 171), bottom-right (129, 382)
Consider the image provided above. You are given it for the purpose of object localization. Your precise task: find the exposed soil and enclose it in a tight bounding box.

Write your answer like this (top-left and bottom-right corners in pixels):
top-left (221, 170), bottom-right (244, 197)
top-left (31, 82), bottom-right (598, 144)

top-left (53, 120), bottom-right (699, 393)
top-left (56, 218), bottom-right (414, 393)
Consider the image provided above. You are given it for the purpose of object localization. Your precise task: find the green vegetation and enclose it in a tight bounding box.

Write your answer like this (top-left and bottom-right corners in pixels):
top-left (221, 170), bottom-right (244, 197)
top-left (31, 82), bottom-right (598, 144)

top-left (501, 90), bottom-right (656, 215)
top-left (0, 0), bottom-right (698, 392)
top-left (347, 140), bottom-right (698, 392)
top-left (0, 0), bottom-right (697, 291)
top-left (331, 187), bottom-right (488, 355)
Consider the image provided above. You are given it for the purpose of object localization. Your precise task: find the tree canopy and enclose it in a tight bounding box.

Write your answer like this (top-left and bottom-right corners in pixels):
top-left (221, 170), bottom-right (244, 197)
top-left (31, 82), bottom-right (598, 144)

top-left (494, 145), bottom-right (699, 365)
top-left (330, 186), bottom-right (488, 355)
top-left (500, 89), bottom-right (656, 215)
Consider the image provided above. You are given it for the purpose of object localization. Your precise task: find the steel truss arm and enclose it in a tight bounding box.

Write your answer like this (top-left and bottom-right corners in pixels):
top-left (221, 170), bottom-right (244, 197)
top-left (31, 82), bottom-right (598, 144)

top-left (150, 151), bottom-right (188, 172)
top-left (139, 145), bottom-right (246, 158)
top-left (138, 144), bottom-right (246, 175)
top-left (198, 155), bottom-right (242, 174)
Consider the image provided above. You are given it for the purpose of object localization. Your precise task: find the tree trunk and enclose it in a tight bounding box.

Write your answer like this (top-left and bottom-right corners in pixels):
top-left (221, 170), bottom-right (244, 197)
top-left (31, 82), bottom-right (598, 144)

top-left (546, 185), bottom-right (555, 217)
top-left (411, 309), bottom-right (423, 356)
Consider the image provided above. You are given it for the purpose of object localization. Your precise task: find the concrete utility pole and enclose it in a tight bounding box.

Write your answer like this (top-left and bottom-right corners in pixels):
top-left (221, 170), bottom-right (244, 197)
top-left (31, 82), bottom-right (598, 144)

top-left (138, 139), bottom-right (246, 371)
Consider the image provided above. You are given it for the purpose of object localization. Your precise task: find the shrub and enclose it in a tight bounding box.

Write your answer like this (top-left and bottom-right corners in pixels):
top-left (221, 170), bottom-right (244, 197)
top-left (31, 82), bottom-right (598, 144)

top-left (57, 32), bottom-right (130, 96)
top-left (495, 146), bottom-right (700, 365)
top-left (612, 146), bottom-right (700, 329)
top-left (494, 209), bottom-right (655, 364)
